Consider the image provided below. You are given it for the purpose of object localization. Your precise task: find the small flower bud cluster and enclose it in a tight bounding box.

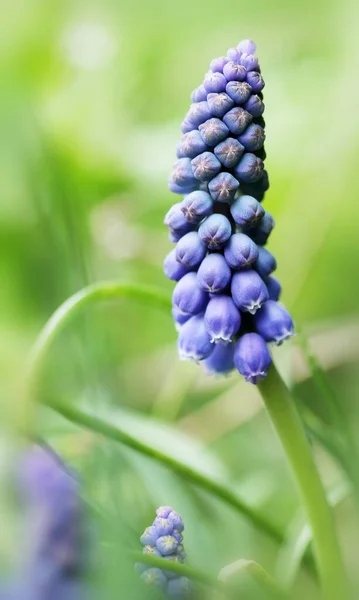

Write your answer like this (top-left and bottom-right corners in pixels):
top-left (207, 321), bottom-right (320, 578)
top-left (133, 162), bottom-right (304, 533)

top-left (137, 507), bottom-right (190, 597)
top-left (164, 40), bottom-right (294, 383)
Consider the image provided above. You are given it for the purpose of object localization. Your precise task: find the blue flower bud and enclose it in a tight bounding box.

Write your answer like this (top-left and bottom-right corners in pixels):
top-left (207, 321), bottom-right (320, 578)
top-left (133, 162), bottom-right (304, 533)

top-left (234, 153), bottom-right (264, 183)
top-left (168, 577), bottom-right (191, 597)
top-left (141, 568), bottom-right (167, 590)
top-left (254, 246), bottom-right (277, 277)
top-left (197, 253), bottom-right (232, 293)
top-left (169, 230), bottom-right (183, 243)
top-left (204, 295), bottom-right (241, 342)
top-left (246, 71), bottom-right (265, 92)
top-left (140, 526), bottom-right (159, 546)
top-left (203, 71), bottom-right (227, 93)
top-left (247, 210), bottom-right (275, 245)
top-left (240, 53), bottom-right (259, 71)
top-left (181, 190), bottom-right (213, 223)
top-left (164, 203), bottom-right (194, 235)
top-left (168, 510), bottom-right (184, 532)
top-left (156, 536), bottom-right (179, 556)
top-left (226, 81), bottom-right (252, 104)
top-left (154, 517), bottom-right (174, 537)
top-left (172, 272), bottom-right (208, 315)
top-left (198, 118), bottom-right (229, 146)
top-left (176, 231), bottom-right (207, 268)
top-left (254, 300), bottom-right (294, 345)
top-left (204, 341), bottom-right (235, 375)
top-left (227, 47), bottom-right (242, 61)
top-left (178, 314), bottom-right (214, 361)
top-left (237, 39), bottom-right (257, 54)
top-left (264, 275), bottom-right (281, 301)
top-left (240, 169), bottom-right (269, 201)
top-left (231, 270), bottom-right (268, 313)
top-left (238, 123), bottom-right (265, 151)
top-left (186, 101), bottom-right (211, 127)
top-left (198, 214), bottom-right (232, 249)
top-left (224, 233), bottom-right (259, 269)
top-left (191, 151), bottom-right (222, 181)
top-left (190, 84), bottom-right (207, 102)
top-left (230, 194), bottom-right (264, 227)
top-left (214, 138), bottom-right (244, 168)
top-left (208, 172), bottom-right (240, 203)
top-left (223, 107), bottom-right (252, 135)
top-left (234, 333), bottom-right (272, 384)
top-left (181, 117), bottom-right (196, 134)
top-left (176, 130), bottom-right (208, 159)
top-left (223, 61), bottom-right (246, 82)
top-left (207, 92), bottom-right (234, 118)
top-left (168, 178), bottom-right (198, 195)
top-left (244, 94), bottom-right (265, 117)
top-left (171, 158), bottom-right (197, 187)
top-left (172, 531), bottom-right (184, 544)
top-left (210, 56), bottom-right (229, 72)
top-left (172, 307), bottom-right (191, 331)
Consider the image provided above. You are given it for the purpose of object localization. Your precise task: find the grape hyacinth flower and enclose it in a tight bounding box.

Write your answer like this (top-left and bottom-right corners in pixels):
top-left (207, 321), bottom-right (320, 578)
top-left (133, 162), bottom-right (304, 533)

top-left (164, 39), bottom-right (294, 382)
top-left (138, 507), bottom-right (191, 598)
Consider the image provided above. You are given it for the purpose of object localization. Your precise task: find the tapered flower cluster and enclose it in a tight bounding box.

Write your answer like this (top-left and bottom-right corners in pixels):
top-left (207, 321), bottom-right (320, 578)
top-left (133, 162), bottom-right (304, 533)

top-left (138, 506), bottom-right (190, 598)
top-left (164, 39), bottom-right (294, 383)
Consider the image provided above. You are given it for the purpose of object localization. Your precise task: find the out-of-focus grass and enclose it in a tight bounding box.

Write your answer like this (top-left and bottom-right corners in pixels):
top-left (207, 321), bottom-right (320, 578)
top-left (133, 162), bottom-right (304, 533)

top-left (1, 0), bottom-right (359, 596)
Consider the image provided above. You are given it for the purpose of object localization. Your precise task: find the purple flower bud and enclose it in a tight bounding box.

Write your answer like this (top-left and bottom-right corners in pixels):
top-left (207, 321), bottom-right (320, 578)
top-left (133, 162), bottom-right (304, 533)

top-left (164, 203), bottom-right (194, 235)
top-left (203, 71), bottom-right (227, 93)
top-left (168, 178), bottom-right (198, 195)
top-left (172, 272), bottom-right (208, 315)
top-left (204, 341), bottom-right (235, 375)
top-left (141, 568), bottom-right (167, 589)
top-left (156, 506), bottom-right (173, 519)
top-left (255, 246), bottom-right (277, 277)
top-left (198, 214), bottom-right (232, 249)
top-left (176, 231), bottom-right (207, 268)
top-left (181, 117), bottom-right (195, 134)
top-left (238, 123), bottom-right (265, 151)
top-left (234, 333), bottom-right (272, 384)
top-left (230, 194), bottom-right (264, 227)
top-left (172, 307), bottom-right (191, 331)
top-left (169, 230), bottom-right (183, 243)
top-left (226, 81), bottom-right (252, 105)
top-left (210, 56), bottom-right (229, 72)
top-left (176, 130), bottom-right (208, 159)
top-left (254, 300), bottom-right (294, 345)
top-left (223, 107), bottom-right (252, 135)
top-left (141, 526), bottom-right (159, 546)
top-left (168, 511), bottom-right (184, 532)
top-left (167, 577), bottom-right (191, 597)
top-left (248, 210), bottom-right (275, 245)
top-left (227, 47), bottom-right (241, 62)
top-left (154, 517), bottom-right (174, 537)
top-left (240, 169), bottom-right (269, 201)
top-left (240, 53), bottom-right (259, 71)
top-left (237, 39), bottom-right (257, 55)
top-left (223, 61), bottom-right (246, 82)
top-left (224, 233), bottom-right (259, 269)
top-left (231, 270), bottom-right (269, 313)
top-left (186, 101), bottom-right (211, 127)
top-left (207, 92), bottom-right (234, 118)
top-left (190, 84), bottom-right (207, 102)
top-left (244, 94), bottom-right (265, 117)
top-left (265, 275), bottom-right (281, 301)
top-left (172, 531), bottom-right (184, 544)
top-left (234, 153), bottom-right (264, 183)
top-left (170, 158), bottom-right (197, 187)
top-left (197, 253), bottom-right (231, 293)
top-left (191, 151), bottom-right (221, 182)
top-left (204, 296), bottom-right (241, 342)
top-left (214, 138), bottom-right (244, 168)
top-left (246, 71), bottom-right (265, 92)
top-left (178, 314), bottom-right (214, 361)
top-left (198, 118), bottom-right (229, 146)
top-left (181, 190), bottom-right (213, 223)
top-left (208, 172), bottom-right (239, 203)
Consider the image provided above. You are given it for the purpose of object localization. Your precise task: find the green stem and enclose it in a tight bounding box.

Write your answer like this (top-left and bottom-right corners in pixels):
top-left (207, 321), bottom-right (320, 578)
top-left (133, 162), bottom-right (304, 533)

top-left (45, 396), bottom-right (283, 543)
top-left (258, 366), bottom-right (349, 600)
top-left (26, 280), bottom-right (283, 546)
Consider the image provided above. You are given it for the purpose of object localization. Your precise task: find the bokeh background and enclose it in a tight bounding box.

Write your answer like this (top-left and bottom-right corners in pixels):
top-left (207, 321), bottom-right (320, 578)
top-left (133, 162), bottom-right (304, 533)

top-left (1, 0), bottom-right (359, 597)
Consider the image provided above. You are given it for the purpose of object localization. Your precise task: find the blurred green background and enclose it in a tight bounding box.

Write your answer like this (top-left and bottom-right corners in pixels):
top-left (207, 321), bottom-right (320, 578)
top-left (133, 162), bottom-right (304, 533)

top-left (1, 0), bottom-right (359, 597)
